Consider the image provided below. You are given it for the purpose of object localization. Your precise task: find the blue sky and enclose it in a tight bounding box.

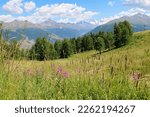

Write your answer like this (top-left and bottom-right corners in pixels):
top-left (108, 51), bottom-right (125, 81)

top-left (0, 0), bottom-right (150, 24)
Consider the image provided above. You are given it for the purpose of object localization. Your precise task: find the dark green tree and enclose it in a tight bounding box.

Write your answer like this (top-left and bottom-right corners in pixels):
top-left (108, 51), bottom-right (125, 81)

top-left (85, 36), bottom-right (94, 51)
top-left (30, 37), bottom-right (57, 61)
top-left (121, 26), bottom-right (130, 45)
top-left (94, 37), bottom-right (105, 54)
top-left (70, 38), bottom-right (77, 54)
top-left (104, 32), bottom-right (114, 50)
top-left (123, 20), bottom-right (133, 36)
top-left (114, 21), bottom-right (132, 48)
top-left (60, 39), bottom-right (72, 58)
top-left (75, 37), bottom-right (82, 53)
top-left (114, 23), bottom-right (122, 48)
top-left (81, 36), bottom-right (86, 52)
top-left (54, 40), bottom-right (62, 58)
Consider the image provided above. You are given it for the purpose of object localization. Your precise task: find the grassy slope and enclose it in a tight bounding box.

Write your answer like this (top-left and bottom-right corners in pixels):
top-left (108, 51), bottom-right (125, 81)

top-left (0, 30), bottom-right (150, 100)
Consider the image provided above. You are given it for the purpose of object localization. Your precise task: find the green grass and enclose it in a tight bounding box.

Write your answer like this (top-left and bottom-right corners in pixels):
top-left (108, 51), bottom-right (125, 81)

top-left (0, 30), bottom-right (150, 100)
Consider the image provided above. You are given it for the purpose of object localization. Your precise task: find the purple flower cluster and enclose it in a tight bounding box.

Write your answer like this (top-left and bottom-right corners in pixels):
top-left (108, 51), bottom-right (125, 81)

top-left (62, 71), bottom-right (69, 78)
top-left (58, 66), bottom-right (63, 74)
top-left (57, 66), bottom-right (70, 78)
top-left (51, 64), bottom-right (70, 78)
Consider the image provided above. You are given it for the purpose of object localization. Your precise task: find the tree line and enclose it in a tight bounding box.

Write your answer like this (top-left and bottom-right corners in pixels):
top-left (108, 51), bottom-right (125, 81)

top-left (0, 21), bottom-right (133, 61)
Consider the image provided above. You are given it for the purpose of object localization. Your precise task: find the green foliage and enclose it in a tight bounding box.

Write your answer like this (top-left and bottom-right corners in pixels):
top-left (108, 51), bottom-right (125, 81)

top-left (0, 21), bottom-right (133, 61)
top-left (75, 37), bottom-right (82, 53)
top-left (70, 38), bottom-right (77, 54)
top-left (0, 23), bottom-right (22, 60)
top-left (8, 40), bottom-right (20, 59)
top-left (0, 29), bottom-right (150, 100)
top-left (0, 30), bottom-right (150, 99)
top-left (124, 20), bottom-right (133, 36)
top-left (60, 39), bottom-right (72, 58)
top-left (51, 21), bottom-right (132, 59)
top-left (114, 21), bottom-right (133, 48)
top-left (54, 40), bottom-right (62, 58)
top-left (30, 37), bottom-right (57, 61)
top-left (94, 37), bottom-right (105, 53)
top-left (114, 23), bottom-right (122, 48)
top-left (86, 36), bottom-right (94, 50)
top-left (104, 32), bottom-right (114, 50)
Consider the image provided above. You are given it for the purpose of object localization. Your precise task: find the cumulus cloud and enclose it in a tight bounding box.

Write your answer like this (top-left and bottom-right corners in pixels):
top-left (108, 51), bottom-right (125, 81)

top-left (2, 0), bottom-right (23, 14)
top-left (24, 1), bottom-right (36, 12)
top-left (123, 0), bottom-right (150, 8)
top-left (108, 1), bottom-right (115, 7)
top-left (0, 3), bottom-right (97, 23)
top-left (32, 3), bottom-right (97, 23)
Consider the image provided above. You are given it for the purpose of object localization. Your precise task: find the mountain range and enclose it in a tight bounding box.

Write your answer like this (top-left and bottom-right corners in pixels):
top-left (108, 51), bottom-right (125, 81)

top-left (1, 13), bottom-right (150, 49)
top-left (90, 13), bottom-right (150, 33)
top-left (2, 20), bottom-right (97, 40)
top-left (1, 19), bottom-right (97, 49)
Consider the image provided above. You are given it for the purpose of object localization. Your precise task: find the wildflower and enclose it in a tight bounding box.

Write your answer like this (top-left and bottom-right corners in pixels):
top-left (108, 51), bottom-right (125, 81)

top-left (63, 71), bottom-right (69, 78)
top-left (57, 66), bottom-right (63, 74)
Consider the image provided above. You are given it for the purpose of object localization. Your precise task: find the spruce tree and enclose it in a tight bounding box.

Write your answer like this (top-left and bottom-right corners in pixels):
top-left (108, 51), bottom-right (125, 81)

top-left (75, 37), bottom-right (82, 53)
top-left (30, 37), bottom-right (57, 61)
top-left (94, 37), bottom-right (105, 54)
top-left (60, 39), bottom-right (71, 58)
top-left (54, 40), bottom-right (62, 58)
top-left (114, 23), bottom-right (123, 48)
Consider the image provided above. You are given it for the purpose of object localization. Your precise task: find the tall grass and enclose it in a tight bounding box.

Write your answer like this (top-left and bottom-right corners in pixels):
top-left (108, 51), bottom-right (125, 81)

top-left (0, 31), bottom-right (150, 100)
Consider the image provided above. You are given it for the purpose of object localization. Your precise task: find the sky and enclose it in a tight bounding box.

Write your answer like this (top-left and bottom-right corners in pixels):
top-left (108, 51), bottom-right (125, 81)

top-left (0, 0), bottom-right (150, 24)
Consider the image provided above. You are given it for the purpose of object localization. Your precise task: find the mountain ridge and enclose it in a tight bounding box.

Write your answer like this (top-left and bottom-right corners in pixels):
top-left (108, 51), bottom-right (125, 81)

top-left (1, 19), bottom-right (97, 43)
top-left (90, 13), bottom-right (150, 33)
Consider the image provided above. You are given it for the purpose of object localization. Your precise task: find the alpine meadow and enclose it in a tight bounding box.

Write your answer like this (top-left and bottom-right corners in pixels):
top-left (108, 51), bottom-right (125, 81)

top-left (0, 21), bottom-right (150, 100)
top-left (0, 0), bottom-right (150, 100)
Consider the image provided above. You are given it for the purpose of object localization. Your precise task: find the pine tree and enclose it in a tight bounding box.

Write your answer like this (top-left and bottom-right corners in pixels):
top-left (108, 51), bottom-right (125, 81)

top-left (121, 26), bottom-right (130, 45)
top-left (75, 37), bottom-right (82, 53)
top-left (123, 20), bottom-right (133, 36)
top-left (70, 38), bottom-right (77, 54)
top-left (60, 39), bottom-right (71, 58)
top-left (114, 21), bottom-right (133, 48)
top-left (86, 36), bottom-right (94, 51)
top-left (104, 32), bottom-right (114, 50)
top-left (94, 37), bottom-right (105, 54)
top-left (30, 37), bottom-right (57, 61)
top-left (54, 40), bottom-right (62, 58)
top-left (114, 23), bottom-right (123, 48)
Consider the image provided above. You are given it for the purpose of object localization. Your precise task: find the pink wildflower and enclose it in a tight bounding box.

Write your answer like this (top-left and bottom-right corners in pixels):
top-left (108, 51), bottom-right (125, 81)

top-left (57, 66), bottom-right (63, 74)
top-left (63, 71), bottom-right (69, 78)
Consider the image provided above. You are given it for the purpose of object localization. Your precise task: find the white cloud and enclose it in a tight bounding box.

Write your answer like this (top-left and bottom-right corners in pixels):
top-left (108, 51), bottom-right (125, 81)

top-left (1, 3), bottom-right (97, 23)
top-left (118, 8), bottom-right (146, 16)
top-left (0, 15), bottom-right (15, 22)
top-left (0, 3), bottom-right (97, 23)
top-left (24, 1), bottom-right (36, 12)
top-left (108, 1), bottom-right (115, 7)
top-left (2, 0), bottom-right (23, 14)
top-left (32, 3), bottom-right (97, 23)
top-left (91, 8), bottom-right (150, 25)
top-left (123, 0), bottom-right (150, 8)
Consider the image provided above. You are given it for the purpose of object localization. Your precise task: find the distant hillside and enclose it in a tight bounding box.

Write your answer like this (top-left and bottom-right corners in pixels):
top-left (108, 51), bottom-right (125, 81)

top-left (2, 20), bottom-right (97, 41)
top-left (90, 13), bottom-right (150, 33)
